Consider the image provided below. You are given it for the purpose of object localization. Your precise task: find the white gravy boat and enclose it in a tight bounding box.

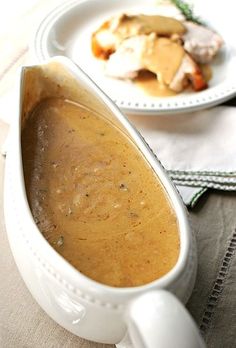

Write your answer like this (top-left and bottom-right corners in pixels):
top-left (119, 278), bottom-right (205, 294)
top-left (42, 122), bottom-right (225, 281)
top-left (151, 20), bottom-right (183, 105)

top-left (4, 56), bottom-right (205, 348)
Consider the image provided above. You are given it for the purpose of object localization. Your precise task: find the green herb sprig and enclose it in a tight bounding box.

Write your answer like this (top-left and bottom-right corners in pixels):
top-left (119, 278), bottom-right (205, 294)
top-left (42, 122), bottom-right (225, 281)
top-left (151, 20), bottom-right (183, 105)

top-left (170, 0), bottom-right (204, 25)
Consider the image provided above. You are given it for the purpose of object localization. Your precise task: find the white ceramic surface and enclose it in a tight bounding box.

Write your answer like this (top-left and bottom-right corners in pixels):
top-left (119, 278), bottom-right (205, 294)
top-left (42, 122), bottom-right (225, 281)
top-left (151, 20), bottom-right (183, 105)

top-left (32, 0), bottom-right (236, 115)
top-left (4, 56), bottom-right (204, 347)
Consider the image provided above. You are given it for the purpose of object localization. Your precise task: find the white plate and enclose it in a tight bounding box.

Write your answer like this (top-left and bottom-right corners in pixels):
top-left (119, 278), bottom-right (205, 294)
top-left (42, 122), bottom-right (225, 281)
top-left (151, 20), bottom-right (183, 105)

top-left (33, 0), bottom-right (236, 115)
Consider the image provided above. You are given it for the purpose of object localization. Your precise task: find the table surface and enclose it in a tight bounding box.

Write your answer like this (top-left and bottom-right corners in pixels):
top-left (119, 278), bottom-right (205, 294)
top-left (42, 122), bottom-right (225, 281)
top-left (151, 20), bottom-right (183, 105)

top-left (1, 1), bottom-right (236, 346)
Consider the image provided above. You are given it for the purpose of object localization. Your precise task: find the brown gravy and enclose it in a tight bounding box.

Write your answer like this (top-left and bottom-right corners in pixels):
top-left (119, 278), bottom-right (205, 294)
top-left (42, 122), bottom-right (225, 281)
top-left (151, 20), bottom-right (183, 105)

top-left (22, 98), bottom-right (180, 287)
top-left (142, 37), bottom-right (185, 85)
top-left (135, 71), bottom-right (177, 97)
top-left (134, 37), bottom-right (185, 97)
top-left (135, 64), bottom-right (212, 97)
top-left (200, 64), bottom-right (212, 82)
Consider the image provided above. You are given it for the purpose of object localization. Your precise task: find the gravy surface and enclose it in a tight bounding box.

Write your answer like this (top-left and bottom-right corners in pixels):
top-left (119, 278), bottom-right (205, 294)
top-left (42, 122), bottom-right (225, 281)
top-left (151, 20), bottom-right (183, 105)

top-left (135, 71), bottom-right (177, 97)
top-left (134, 36), bottom-right (185, 97)
top-left (142, 37), bottom-right (185, 85)
top-left (22, 98), bottom-right (179, 287)
top-left (135, 64), bottom-right (212, 97)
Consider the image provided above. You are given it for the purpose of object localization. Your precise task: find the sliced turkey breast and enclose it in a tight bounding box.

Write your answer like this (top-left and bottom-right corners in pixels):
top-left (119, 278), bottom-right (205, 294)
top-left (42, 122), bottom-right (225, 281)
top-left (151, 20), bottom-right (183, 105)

top-left (106, 33), bottom-right (207, 92)
top-left (92, 14), bottom-right (186, 60)
top-left (183, 21), bottom-right (223, 64)
top-left (170, 53), bottom-right (207, 92)
top-left (106, 35), bottom-right (149, 79)
top-left (106, 33), bottom-right (185, 82)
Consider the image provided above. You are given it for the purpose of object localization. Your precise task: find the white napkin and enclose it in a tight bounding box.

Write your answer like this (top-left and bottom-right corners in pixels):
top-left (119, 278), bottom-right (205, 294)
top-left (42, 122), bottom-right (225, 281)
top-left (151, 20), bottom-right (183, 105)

top-left (129, 106), bottom-right (236, 206)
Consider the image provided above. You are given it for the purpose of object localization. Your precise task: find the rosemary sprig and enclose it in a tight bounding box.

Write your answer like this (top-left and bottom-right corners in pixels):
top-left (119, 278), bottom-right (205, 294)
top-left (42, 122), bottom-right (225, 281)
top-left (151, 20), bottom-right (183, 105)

top-left (170, 0), bottom-right (204, 25)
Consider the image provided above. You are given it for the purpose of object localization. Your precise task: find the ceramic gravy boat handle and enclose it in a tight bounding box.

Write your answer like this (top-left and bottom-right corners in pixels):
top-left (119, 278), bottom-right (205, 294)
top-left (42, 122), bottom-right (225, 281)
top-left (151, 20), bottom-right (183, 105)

top-left (126, 290), bottom-right (206, 348)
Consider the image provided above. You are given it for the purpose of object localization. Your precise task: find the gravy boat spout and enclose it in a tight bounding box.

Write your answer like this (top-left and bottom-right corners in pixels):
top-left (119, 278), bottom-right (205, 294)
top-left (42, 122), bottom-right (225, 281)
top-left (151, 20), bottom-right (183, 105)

top-left (4, 56), bottom-right (203, 347)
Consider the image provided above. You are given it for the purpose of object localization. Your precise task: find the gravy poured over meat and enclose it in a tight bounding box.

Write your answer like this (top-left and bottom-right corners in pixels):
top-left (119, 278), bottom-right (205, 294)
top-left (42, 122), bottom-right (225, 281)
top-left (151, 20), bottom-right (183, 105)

top-left (92, 12), bottom-right (223, 95)
top-left (22, 98), bottom-right (180, 287)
